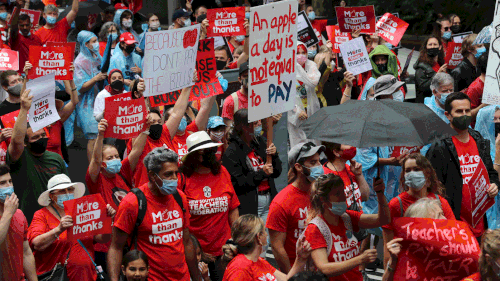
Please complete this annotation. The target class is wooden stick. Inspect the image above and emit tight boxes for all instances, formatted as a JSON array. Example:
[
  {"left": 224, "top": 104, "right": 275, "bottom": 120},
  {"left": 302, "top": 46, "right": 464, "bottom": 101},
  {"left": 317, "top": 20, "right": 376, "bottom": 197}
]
[{"left": 266, "top": 116, "right": 274, "bottom": 164}]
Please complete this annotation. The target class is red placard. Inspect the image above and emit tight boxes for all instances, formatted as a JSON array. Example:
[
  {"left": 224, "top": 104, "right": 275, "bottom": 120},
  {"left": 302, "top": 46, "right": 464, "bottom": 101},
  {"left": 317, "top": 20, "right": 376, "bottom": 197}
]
[
  {"left": 28, "top": 46, "right": 74, "bottom": 80},
  {"left": 464, "top": 161, "right": 495, "bottom": 227},
  {"left": 0, "top": 49, "right": 19, "bottom": 71},
  {"left": 326, "top": 25, "right": 352, "bottom": 53},
  {"left": 207, "top": 7, "right": 246, "bottom": 37},
  {"left": 149, "top": 38, "right": 223, "bottom": 107},
  {"left": 129, "top": 0, "right": 143, "bottom": 14},
  {"left": 392, "top": 217, "right": 480, "bottom": 281},
  {"left": 0, "top": 109, "right": 20, "bottom": 128},
  {"left": 390, "top": 146, "right": 422, "bottom": 158},
  {"left": 104, "top": 93, "right": 147, "bottom": 140},
  {"left": 64, "top": 194, "right": 112, "bottom": 241},
  {"left": 9, "top": 8, "right": 41, "bottom": 34},
  {"left": 335, "top": 6, "right": 376, "bottom": 34},
  {"left": 375, "top": 13, "right": 409, "bottom": 47},
  {"left": 46, "top": 42, "right": 76, "bottom": 56},
  {"left": 445, "top": 42, "right": 464, "bottom": 70}
]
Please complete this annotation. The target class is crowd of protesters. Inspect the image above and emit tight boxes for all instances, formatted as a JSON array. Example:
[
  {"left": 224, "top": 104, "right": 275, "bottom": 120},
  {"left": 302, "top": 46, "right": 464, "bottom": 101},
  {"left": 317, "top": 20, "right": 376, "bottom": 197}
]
[{"left": 0, "top": 0, "right": 500, "bottom": 281}]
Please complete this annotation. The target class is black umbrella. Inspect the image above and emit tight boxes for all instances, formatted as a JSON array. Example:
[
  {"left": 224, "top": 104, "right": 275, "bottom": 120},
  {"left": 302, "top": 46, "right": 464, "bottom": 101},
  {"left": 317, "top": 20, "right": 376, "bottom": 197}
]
[{"left": 58, "top": 1, "right": 110, "bottom": 20}]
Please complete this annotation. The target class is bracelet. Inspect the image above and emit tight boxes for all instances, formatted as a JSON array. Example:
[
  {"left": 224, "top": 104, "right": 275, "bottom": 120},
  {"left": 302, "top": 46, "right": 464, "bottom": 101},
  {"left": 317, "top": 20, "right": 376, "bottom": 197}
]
[
  {"left": 343, "top": 92, "right": 351, "bottom": 98},
  {"left": 387, "top": 264, "right": 394, "bottom": 272},
  {"left": 495, "top": 163, "right": 500, "bottom": 166},
  {"left": 72, "top": 88, "right": 77, "bottom": 91}
]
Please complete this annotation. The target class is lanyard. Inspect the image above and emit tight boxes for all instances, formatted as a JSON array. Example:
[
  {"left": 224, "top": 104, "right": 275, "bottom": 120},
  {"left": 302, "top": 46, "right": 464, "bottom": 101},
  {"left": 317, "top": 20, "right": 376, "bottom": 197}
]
[{"left": 50, "top": 205, "right": 62, "bottom": 219}]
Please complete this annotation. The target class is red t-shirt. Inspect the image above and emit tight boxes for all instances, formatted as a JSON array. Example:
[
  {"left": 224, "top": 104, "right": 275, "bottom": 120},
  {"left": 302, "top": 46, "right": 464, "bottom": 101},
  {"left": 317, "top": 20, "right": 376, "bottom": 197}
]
[
  {"left": 9, "top": 32, "right": 43, "bottom": 75},
  {"left": 173, "top": 121, "right": 198, "bottom": 165},
  {"left": 304, "top": 211, "right": 362, "bottom": 281},
  {"left": 452, "top": 135, "right": 485, "bottom": 237},
  {"left": 222, "top": 254, "right": 277, "bottom": 281},
  {"left": 466, "top": 77, "right": 484, "bottom": 109},
  {"left": 0, "top": 209, "right": 28, "bottom": 281},
  {"left": 28, "top": 208, "right": 96, "bottom": 281},
  {"left": 462, "top": 273, "right": 482, "bottom": 281},
  {"left": 266, "top": 184, "right": 310, "bottom": 266},
  {"left": 35, "top": 17, "right": 70, "bottom": 44},
  {"left": 47, "top": 121, "right": 63, "bottom": 158},
  {"left": 183, "top": 166, "right": 239, "bottom": 256},
  {"left": 382, "top": 191, "right": 455, "bottom": 230},
  {"left": 216, "top": 145, "right": 224, "bottom": 162},
  {"left": 323, "top": 163, "right": 362, "bottom": 210},
  {"left": 221, "top": 90, "right": 248, "bottom": 121},
  {"left": 247, "top": 150, "right": 270, "bottom": 192},
  {"left": 114, "top": 183, "right": 191, "bottom": 281}
]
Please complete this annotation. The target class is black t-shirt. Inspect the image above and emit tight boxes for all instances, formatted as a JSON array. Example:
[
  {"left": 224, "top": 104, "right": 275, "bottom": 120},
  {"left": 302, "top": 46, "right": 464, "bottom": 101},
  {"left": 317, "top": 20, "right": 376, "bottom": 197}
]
[{"left": 0, "top": 100, "right": 20, "bottom": 128}]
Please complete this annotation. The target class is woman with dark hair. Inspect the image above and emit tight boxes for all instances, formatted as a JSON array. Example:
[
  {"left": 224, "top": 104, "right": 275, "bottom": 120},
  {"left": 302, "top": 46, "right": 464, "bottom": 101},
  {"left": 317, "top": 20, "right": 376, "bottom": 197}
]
[
  {"left": 181, "top": 131, "right": 240, "bottom": 281},
  {"left": 138, "top": 13, "right": 161, "bottom": 53},
  {"left": 414, "top": 36, "right": 448, "bottom": 103},
  {"left": 121, "top": 250, "right": 149, "bottom": 281},
  {"left": 433, "top": 18, "right": 453, "bottom": 46}
]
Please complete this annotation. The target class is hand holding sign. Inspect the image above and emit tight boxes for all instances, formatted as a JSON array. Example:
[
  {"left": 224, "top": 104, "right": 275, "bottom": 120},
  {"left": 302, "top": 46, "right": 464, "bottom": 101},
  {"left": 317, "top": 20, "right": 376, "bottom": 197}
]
[
  {"left": 488, "top": 183, "right": 499, "bottom": 198},
  {"left": 106, "top": 204, "right": 116, "bottom": 218},
  {"left": 97, "top": 119, "right": 108, "bottom": 136},
  {"left": 20, "top": 89, "right": 32, "bottom": 111},
  {"left": 56, "top": 215, "right": 74, "bottom": 233},
  {"left": 387, "top": 238, "right": 403, "bottom": 259}
]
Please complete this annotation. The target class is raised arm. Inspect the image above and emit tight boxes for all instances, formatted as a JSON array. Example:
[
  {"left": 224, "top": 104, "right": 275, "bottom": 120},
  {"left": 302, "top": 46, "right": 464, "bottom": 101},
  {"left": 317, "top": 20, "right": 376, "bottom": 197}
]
[
  {"left": 8, "top": 89, "right": 31, "bottom": 162},
  {"left": 128, "top": 116, "right": 152, "bottom": 172},
  {"left": 359, "top": 178, "right": 391, "bottom": 228},
  {"left": 88, "top": 119, "right": 107, "bottom": 183},
  {"left": 340, "top": 71, "right": 354, "bottom": 104},
  {"left": 195, "top": 96, "right": 216, "bottom": 131},
  {"left": 59, "top": 64, "right": 79, "bottom": 123},
  {"left": 237, "top": 19, "right": 250, "bottom": 68},
  {"left": 165, "top": 71, "right": 197, "bottom": 139},
  {"left": 66, "top": 0, "right": 79, "bottom": 25}
]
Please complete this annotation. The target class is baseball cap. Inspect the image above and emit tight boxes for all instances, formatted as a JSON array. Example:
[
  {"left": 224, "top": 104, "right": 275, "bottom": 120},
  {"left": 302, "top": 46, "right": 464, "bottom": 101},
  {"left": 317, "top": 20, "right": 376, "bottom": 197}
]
[
  {"left": 288, "top": 142, "right": 325, "bottom": 167},
  {"left": 239, "top": 62, "right": 249, "bottom": 76},
  {"left": 172, "top": 8, "right": 192, "bottom": 21},
  {"left": 207, "top": 116, "right": 226, "bottom": 129},
  {"left": 373, "top": 75, "right": 405, "bottom": 98},
  {"left": 120, "top": 32, "right": 137, "bottom": 45},
  {"left": 114, "top": 3, "right": 128, "bottom": 10}
]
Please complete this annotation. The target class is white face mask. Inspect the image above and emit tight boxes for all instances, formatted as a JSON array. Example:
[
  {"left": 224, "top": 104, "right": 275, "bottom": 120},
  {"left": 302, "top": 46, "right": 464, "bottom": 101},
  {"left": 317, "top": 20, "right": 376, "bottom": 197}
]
[
  {"left": 122, "top": 19, "right": 132, "bottom": 28},
  {"left": 150, "top": 21, "right": 160, "bottom": 29}
]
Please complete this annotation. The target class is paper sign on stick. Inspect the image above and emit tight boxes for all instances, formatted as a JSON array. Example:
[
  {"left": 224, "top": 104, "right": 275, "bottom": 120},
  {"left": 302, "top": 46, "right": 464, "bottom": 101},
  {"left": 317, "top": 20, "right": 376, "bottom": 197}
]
[
  {"left": 26, "top": 73, "right": 60, "bottom": 132},
  {"left": 445, "top": 42, "right": 464, "bottom": 70},
  {"left": 297, "top": 11, "right": 320, "bottom": 47},
  {"left": 248, "top": 0, "right": 297, "bottom": 123},
  {"left": 143, "top": 25, "right": 201, "bottom": 97},
  {"left": 335, "top": 6, "right": 376, "bottom": 34},
  {"left": 326, "top": 25, "right": 352, "bottom": 53},
  {"left": 9, "top": 8, "right": 41, "bottom": 34},
  {"left": 149, "top": 39, "right": 223, "bottom": 107},
  {"left": 207, "top": 7, "right": 246, "bottom": 37},
  {"left": 339, "top": 37, "right": 372, "bottom": 76},
  {"left": 64, "top": 194, "right": 112, "bottom": 241},
  {"left": 0, "top": 49, "right": 19, "bottom": 71},
  {"left": 375, "top": 13, "right": 409, "bottom": 46},
  {"left": 104, "top": 93, "right": 147, "bottom": 139},
  {"left": 466, "top": 161, "right": 495, "bottom": 227},
  {"left": 28, "top": 46, "right": 73, "bottom": 80},
  {"left": 481, "top": 0, "right": 500, "bottom": 105}
]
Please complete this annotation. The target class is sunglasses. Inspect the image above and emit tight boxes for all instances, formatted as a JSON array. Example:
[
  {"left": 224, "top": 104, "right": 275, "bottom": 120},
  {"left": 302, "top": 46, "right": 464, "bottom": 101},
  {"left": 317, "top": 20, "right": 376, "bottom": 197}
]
[{"left": 443, "top": 27, "right": 450, "bottom": 31}]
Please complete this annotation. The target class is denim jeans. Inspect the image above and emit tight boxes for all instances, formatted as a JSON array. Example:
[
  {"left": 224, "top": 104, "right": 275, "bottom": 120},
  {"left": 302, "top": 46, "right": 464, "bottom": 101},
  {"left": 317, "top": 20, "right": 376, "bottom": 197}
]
[{"left": 258, "top": 193, "right": 271, "bottom": 258}]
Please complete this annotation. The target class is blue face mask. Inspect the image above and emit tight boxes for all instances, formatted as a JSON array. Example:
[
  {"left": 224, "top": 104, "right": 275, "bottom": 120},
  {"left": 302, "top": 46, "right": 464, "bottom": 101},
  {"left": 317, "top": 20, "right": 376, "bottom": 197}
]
[
  {"left": 155, "top": 174, "right": 178, "bottom": 195},
  {"left": 308, "top": 11, "right": 316, "bottom": 21},
  {"left": 307, "top": 49, "right": 317, "bottom": 59},
  {"left": 303, "top": 165, "right": 324, "bottom": 182},
  {"left": 56, "top": 193, "right": 74, "bottom": 209},
  {"left": 245, "top": 12, "right": 250, "bottom": 19},
  {"left": 0, "top": 186, "right": 14, "bottom": 203},
  {"left": 254, "top": 125, "right": 262, "bottom": 136},
  {"left": 235, "top": 35, "right": 246, "bottom": 42},
  {"left": 178, "top": 117, "right": 187, "bottom": 133},
  {"left": 46, "top": 15, "right": 57, "bottom": 25},
  {"left": 110, "top": 33, "right": 118, "bottom": 42},
  {"left": 183, "top": 19, "right": 191, "bottom": 27},
  {"left": 328, "top": 201, "right": 347, "bottom": 216},
  {"left": 442, "top": 31, "right": 452, "bottom": 40},
  {"left": 0, "top": 12, "right": 8, "bottom": 21},
  {"left": 384, "top": 43, "right": 393, "bottom": 50},
  {"left": 438, "top": 92, "right": 450, "bottom": 105},
  {"left": 19, "top": 30, "right": 31, "bottom": 37},
  {"left": 475, "top": 47, "right": 487, "bottom": 59},
  {"left": 104, "top": 159, "right": 122, "bottom": 174},
  {"left": 92, "top": 42, "right": 99, "bottom": 53}
]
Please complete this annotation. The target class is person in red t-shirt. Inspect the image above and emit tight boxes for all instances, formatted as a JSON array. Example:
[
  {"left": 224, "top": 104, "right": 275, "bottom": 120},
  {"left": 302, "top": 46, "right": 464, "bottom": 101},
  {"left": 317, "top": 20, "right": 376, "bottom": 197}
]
[
  {"left": 35, "top": 0, "right": 79, "bottom": 44},
  {"left": 460, "top": 229, "right": 500, "bottom": 281},
  {"left": 222, "top": 214, "right": 312, "bottom": 280},
  {"left": 222, "top": 62, "right": 249, "bottom": 127},
  {"left": 382, "top": 153, "right": 455, "bottom": 267},
  {"left": 466, "top": 52, "right": 488, "bottom": 120},
  {"left": 266, "top": 142, "right": 325, "bottom": 273},
  {"left": 181, "top": 131, "right": 239, "bottom": 280},
  {"left": 303, "top": 173, "right": 390, "bottom": 281},
  {"left": 108, "top": 147, "right": 202, "bottom": 281},
  {"left": 0, "top": 165, "right": 37, "bottom": 281},
  {"left": 9, "top": 12, "right": 43, "bottom": 75}
]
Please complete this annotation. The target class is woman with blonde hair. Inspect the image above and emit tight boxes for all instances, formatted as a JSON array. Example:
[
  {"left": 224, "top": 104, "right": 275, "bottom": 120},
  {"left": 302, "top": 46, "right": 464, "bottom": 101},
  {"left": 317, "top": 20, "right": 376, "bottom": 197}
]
[{"left": 462, "top": 229, "right": 500, "bottom": 281}]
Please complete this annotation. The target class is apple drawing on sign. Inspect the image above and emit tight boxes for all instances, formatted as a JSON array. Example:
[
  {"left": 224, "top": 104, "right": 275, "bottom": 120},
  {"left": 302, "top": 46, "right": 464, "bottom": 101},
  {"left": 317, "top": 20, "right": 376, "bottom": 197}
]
[{"left": 183, "top": 29, "right": 198, "bottom": 48}]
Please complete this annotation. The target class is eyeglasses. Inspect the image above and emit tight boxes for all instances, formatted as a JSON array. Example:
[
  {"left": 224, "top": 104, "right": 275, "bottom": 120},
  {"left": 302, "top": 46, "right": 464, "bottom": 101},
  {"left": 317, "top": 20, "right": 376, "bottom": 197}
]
[{"left": 443, "top": 27, "right": 450, "bottom": 31}]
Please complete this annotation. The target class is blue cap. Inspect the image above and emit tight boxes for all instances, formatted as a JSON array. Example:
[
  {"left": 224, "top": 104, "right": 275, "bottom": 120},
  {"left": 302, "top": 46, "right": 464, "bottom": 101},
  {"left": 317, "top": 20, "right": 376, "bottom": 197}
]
[
  {"left": 172, "top": 8, "right": 192, "bottom": 21},
  {"left": 207, "top": 116, "right": 226, "bottom": 129}
]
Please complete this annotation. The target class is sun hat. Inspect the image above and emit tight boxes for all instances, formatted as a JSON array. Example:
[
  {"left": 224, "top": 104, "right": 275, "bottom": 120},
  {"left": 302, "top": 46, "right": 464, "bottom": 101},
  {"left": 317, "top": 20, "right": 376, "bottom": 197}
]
[
  {"left": 38, "top": 174, "right": 86, "bottom": 207},
  {"left": 183, "top": 131, "right": 222, "bottom": 160}
]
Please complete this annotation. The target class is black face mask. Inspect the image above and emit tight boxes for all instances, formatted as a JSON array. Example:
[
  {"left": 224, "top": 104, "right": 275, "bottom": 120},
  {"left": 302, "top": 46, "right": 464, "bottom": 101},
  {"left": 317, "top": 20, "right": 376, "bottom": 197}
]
[
  {"left": 495, "top": 123, "right": 500, "bottom": 137},
  {"left": 201, "top": 149, "right": 217, "bottom": 167},
  {"left": 216, "top": 60, "right": 227, "bottom": 70},
  {"left": 124, "top": 44, "right": 135, "bottom": 54},
  {"left": 376, "top": 63, "right": 388, "bottom": 73},
  {"left": 149, "top": 124, "right": 163, "bottom": 140},
  {"left": 427, "top": 47, "right": 440, "bottom": 58},
  {"left": 29, "top": 138, "right": 48, "bottom": 154},
  {"left": 451, "top": 25, "right": 461, "bottom": 33},
  {"left": 111, "top": 80, "right": 124, "bottom": 91},
  {"left": 451, "top": 115, "right": 472, "bottom": 130}
]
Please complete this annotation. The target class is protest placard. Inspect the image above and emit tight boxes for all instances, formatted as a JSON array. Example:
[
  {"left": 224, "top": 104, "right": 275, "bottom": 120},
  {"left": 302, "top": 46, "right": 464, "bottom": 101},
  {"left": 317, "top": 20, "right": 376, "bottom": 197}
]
[
  {"left": 9, "top": 8, "right": 41, "bottom": 34},
  {"left": 46, "top": 42, "right": 77, "bottom": 56},
  {"left": 104, "top": 92, "right": 147, "bottom": 139},
  {"left": 445, "top": 42, "right": 464, "bottom": 70},
  {"left": 213, "top": 36, "right": 233, "bottom": 60},
  {"left": 392, "top": 218, "right": 480, "bottom": 281},
  {"left": 149, "top": 38, "right": 223, "bottom": 107},
  {"left": 129, "top": 0, "right": 143, "bottom": 14},
  {"left": 0, "top": 109, "right": 20, "bottom": 129},
  {"left": 453, "top": 31, "right": 474, "bottom": 43},
  {"left": 390, "top": 146, "right": 422, "bottom": 158},
  {"left": 28, "top": 46, "right": 74, "bottom": 80},
  {"left": 143, "top": 25, "right": 201, "bottom": 97},
  {"left": 248, "top": 0, "right": 297, "bottom": 123},
  {"left": 375, "top": 13, "right": 409, "bottom": 47},
  {"left": 64, "top": 194, "right": 112, "bottom": 241},
  {"left": 339, "top": 37, "right": 372, "bottom": 76},
  {"left": 297, "top": 11, "right": 319, "bottom": 47},
  {"left": 26, "top": 73, "right": 60, "bottom": 132},
  {"left": 467, "top": 161, "right": 495, "bottom": 227},
  {"left": 335, "top": 6, "right": 376, "bottom": 34},
  {"left": 207, "top": 7, "right": 246, "bottom": 37},
  {"left": 326, "top": 25, "right": 352, "bottom": 53},
  {"left": 481, "top": 0, "right": 500, "bottom": 104},
  {"left": 0, "top": 49, "right": 19, "bottom": 71}
]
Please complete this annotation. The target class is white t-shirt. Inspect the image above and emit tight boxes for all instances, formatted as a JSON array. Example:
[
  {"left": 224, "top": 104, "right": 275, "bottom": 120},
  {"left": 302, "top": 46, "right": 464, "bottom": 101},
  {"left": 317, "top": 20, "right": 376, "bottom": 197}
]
[{"left": 93, "top": 88, "right": 126, "bottom": 119}]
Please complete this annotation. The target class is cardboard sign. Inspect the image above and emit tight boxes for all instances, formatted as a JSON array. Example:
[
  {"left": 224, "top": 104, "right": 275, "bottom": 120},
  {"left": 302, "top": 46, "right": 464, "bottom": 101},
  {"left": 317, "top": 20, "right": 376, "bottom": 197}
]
[
  {"left": 46, "top": 42, "right": 76, "bottom": 56},
  {"left": 207, "top": 7, "right": 246, "bottom": 37},
  {"left": 326, "top": 25, "right": 352, "bottom": 53},
  {"left": 28, "top": 46, "right": 74, "bottom": 80},
  {"left": 482, "top": 0, "right": 500, "bottom": 104},
  {"left": 445, "top": 42, "right": 464, "bottom": 70},
  {"left": 390, "top": 146, "right": 422, "bottom": 158},
  {"left": 104, "top": 93, "right": 147, "bottom": 139},
  {"left": 9, "top": 8, "right": 41, "bottom": 34},
  {"left": 453, "top": 31, "right": 474, "bottom": 43},
  {"left": 335, "top": 6, "right": 376, "bottom": 34},
  {"left": 149, "top": 38, "right": 223, "bottom": 107},
  {"left": 339, "top": 37, "right": 372, "bottom": 76},
  {"left": 392, "top": 218, "right": 480, "bottom": 281},
  {"left": 466, "top": 161, "right": 495, "bottom": 227},
  {"left": 248, "top": 0, "right": 298, "bottom": 123},
  {"left": 0, "top": 49, "right": 19, "bottom": 71},
  {"left": 143, "top": 25, "right": 201, "bottom": 97},
  {"left": 297, "top": 11, "right": 320, "bottom": 47},
  {"left": 375, "top": 13, "right": 409, "bottom": 47},
  {"left": 64, "top": 194, "right": 112, "bottom": 241},
  {"left": 27, "top": 73, "right": 60, "bottom": 132}
]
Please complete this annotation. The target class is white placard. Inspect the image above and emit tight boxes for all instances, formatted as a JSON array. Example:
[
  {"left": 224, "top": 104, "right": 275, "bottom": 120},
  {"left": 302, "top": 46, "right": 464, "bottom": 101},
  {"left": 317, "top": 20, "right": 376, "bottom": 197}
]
[
  {"left": 142, "top": 25, "right": 201, "bottom": 97},
  {"left": 26, "top": 73, "right": 59, "bottom": 132},
  {"left": 339, "top": 37, "right": 372, "bottom": 76},
  {"left": 248, "top": 0, "right": 298, "bottom": 123},
  {"left": 482, "top": 0, "right": 500, "bottom": 105}
]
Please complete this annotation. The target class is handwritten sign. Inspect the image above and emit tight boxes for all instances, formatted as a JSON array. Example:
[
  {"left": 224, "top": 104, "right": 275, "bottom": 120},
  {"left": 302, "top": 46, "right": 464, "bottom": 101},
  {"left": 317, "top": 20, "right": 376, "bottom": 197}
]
[
  {"left": 445, "top": 42, "right": 464, "bottom": 70},
  {"left": 326, "top": 25, "right": 352, "bottom": 53},
  {"left": 28, "top": 46, "right": 73, "bottom": 80},
  {"left": 375, "top": 13, "right": 409, "bottom": 47},
  {"left": 466, "top": 161, "right": 495, "bottom": 227},
  {"left": 143, "top": 25, "right": 201, "bottom": 97},
  {"left": 0, "top": 49, "right": 19, "bottom": 71},
  {"left": 27, "top": 73, "right": 60, "bottom": 132},
  {"left": 64, "top": 194, "right": 112, "bottom": 241},
  {"left": 335, "top": 6, "right": 376, "bottom": 34},
  {"left": 481, "top": 0, "right": 500, "bottom": 105},
  {"left": 9, "top": 8, "right": 41, "bottom": 34},
  {"left": 207, "top": 7, "right": 246, "bottom": 37},
  {"left": 149, "top": 39, "right": 223, "bottom": 107},
  {"left": 104, "top": 93, "right": 147, "bottom": 139},
  {"left": 339, "top": 37, "right": 372, "bottom": 76},
  {"left": 248, "top": 0, "right": 297, "bottom": 123},
  {"left": 297, "top": 11, "right": 319, "bottom": 47},
  {"left": 392, "top": 218, "right": 480, "bottom": 281}
]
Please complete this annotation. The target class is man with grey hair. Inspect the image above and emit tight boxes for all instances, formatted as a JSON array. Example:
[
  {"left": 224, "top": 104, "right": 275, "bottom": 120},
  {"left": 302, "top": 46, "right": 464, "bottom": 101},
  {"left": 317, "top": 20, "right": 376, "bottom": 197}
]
[
  {"left": 108, "top": 147, "right": 203, "bottom": 281},
  {"left": 424, "top": 72, "right": 454, "bottom": 124},
  {"left": 35, "top": 0, "right": 79, "bottom": 44}
]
